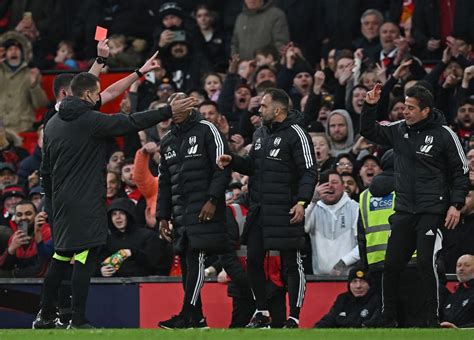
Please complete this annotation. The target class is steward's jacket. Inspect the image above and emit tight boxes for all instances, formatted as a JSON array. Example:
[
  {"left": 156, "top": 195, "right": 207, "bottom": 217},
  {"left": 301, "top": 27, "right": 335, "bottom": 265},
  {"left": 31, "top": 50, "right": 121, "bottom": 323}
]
[
  {"left": 157, "top": 111, "right": 231, "bottom": 253},
  {"left": 360, "top": 103, "right": 469, "bottom": 214},
  {"left": 231, "top": 111, "right": 317, "bottom": 250}
]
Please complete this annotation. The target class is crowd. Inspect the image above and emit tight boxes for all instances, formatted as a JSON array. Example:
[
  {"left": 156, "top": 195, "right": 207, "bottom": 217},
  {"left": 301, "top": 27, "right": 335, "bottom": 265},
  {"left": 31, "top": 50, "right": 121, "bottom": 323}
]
[{"left": 0, "top": 0, "right": 473, "bottom": 329}]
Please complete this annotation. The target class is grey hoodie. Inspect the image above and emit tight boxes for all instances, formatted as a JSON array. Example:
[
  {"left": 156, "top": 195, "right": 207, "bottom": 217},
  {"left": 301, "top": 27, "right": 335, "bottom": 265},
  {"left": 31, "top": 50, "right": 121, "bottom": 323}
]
[{"left": 326, "top": 109, "right": 355, "bottom": 157}]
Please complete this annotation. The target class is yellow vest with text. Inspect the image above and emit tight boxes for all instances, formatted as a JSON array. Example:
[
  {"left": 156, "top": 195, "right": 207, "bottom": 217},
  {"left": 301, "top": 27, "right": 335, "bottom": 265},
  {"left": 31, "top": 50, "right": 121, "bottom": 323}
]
[{"left": 359, "top": 189, "right": 416, "bottom": 266}]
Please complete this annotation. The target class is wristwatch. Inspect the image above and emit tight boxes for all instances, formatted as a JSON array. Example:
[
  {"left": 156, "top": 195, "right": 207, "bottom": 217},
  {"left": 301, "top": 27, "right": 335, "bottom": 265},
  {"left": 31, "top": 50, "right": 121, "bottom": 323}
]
[
  {"left": 208, "top": 196, "right": 218, "bottom": 205},
  {"left": 96, "top": 56, "right": 107, "bottom": 66}
]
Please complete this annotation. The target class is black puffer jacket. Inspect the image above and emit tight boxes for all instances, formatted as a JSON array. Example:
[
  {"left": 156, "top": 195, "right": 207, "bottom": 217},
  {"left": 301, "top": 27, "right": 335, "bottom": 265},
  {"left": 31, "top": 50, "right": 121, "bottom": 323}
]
[
  {"left": 41, "top": 96, "right": 172, "bottom": 251},
  {"left": 157, "top": 111, "right": 231, "bottom": 253},
  {"left": 231, "top": 110, "right": 317, "bottom": 250},
  {"left": 100, "top": 198, "right": 171, "bottom": 276},
  {"left": 361, "top": 103, "right": 469, "bottom": 214}
]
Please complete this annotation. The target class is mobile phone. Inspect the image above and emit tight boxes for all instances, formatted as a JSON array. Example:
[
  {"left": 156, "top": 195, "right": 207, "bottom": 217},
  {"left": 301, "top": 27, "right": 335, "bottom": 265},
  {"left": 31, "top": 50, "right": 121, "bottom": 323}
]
[
  {"left": 17, "top": 221, "right": 28, "bottom": 234},
  {"left": 319, "top": 172, "right": 329, "bottom": 184},
  {"left": 172, "top": 31, "right": 186, "bottom": 42}
]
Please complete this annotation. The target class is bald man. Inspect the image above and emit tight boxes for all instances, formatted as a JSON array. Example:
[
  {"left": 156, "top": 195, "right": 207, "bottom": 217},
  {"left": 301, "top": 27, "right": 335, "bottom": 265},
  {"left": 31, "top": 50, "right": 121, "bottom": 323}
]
[{"left": 441, "top": 254, "right": 474, "bottom": 328}]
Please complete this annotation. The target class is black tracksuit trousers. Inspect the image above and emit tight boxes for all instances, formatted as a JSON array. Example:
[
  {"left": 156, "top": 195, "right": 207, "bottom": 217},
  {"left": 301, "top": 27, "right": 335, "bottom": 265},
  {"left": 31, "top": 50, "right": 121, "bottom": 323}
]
[{"left": 382, "top": 212, "right": 443, "bottom": 325}]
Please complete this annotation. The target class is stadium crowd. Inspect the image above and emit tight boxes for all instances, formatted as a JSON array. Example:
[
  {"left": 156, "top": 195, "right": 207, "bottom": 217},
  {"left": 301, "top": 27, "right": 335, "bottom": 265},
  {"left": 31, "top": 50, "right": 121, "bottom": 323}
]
[{"left": 0, "top": 0, "right": 473, "bottom": 329}]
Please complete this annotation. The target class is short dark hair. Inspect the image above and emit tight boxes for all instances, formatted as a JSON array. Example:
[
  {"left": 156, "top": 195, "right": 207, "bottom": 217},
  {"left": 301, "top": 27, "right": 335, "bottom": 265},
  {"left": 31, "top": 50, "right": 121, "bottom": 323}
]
[
  {"left": 15, "top": 200, "right": 37, "bottom": 214},
  {"left": 263, "top": 88, "right": 290, "bottom": 111},
  {"left": 121, "top": 158, "right": 135, "bottom": 170},
  {"left": 254, "top": 44, "right": 279, "bottom": 61},
  {"left": 405, "top": 85, "right": 434, "bottom": 110},
  {"left": 71, "top": 72, "right": 99, "bottom": 97},
  {"left": 459, "top": 97, "right": 474, "bottom": 108},
  {"left": 198, "top": 100, "right": 219, "bottom": 112},
  {"left": 53, "top": 73, "right": 74, "bottom": 99}
]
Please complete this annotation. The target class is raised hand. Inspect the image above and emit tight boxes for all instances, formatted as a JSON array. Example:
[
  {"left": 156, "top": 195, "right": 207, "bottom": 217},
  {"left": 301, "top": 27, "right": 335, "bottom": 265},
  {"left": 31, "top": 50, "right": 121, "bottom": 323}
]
[
  {"left": 365, "top": 83, "right": 382, "bottom": 105},
  {"left": 139, "top": 51, "right": 160, "bottom": 74},
  {"left": 97, "top": 39, "right": 110, "bottom": 58}
]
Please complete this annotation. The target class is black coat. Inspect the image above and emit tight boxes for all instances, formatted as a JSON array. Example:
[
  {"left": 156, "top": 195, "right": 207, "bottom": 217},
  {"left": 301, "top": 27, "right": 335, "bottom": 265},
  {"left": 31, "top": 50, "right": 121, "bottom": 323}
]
[
  {"left": 157, "top": 111, "right": 231, "bottom": 254},
  {"left": 360, "top": 102, "right": 469, "bottom": 214},
  {"left": 98, "top": 198, "right": 171, "bottom": 276},
  {"left": 315, "top": 289, "right": 381, "bottom": 328},
  {"left": 442, "top": 279, "right": 474, "bottom": 328},
  {"left": 41, "top": 96, "right": 172, "bottom": 251},
  {"left": 231, "top": 111, "right": 317, "bottom": 250}
]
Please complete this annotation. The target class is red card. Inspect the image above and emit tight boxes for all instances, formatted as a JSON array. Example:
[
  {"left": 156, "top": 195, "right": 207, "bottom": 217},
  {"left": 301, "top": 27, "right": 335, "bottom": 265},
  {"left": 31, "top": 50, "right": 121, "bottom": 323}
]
[{"left": 94, "top": 26, "right": 108, "bottom": 41}]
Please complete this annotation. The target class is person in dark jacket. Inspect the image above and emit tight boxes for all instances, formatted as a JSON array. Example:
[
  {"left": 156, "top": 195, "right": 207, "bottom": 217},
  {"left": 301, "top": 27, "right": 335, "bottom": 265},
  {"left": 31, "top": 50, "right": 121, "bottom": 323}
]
[
  {"left": 440, "top": 254, "right": 474, "bottom": 328},
  {"left": 360, "top": 83, "right": 470, "bottom": 327},
  {"left": 218, "top": 88, "right": 317, "bottom": 328},
  {"left": 315, "top": 267, "right": 381, "bottom": 328},
  {"left": 98, "top": 198, "right": 171, "bottom": 277},
  {"left": 34, "top": 72, "right": 197, "bottom": 329},
  {"left": 157, "top": 92, "right": 231, "bottom": 329}
]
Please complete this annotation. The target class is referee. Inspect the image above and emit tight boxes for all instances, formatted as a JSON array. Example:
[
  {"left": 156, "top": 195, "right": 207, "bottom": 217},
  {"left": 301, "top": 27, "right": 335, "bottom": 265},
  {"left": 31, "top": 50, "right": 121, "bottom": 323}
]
[{"left": 360, "top": 83, "right": 469, "bottom": 327}]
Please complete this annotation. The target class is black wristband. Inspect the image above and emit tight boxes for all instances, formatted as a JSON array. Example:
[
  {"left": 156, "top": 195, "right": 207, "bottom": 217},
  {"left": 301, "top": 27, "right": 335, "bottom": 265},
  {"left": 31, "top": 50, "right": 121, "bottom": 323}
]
[
  {"left": 96, "top": 56, "right": 107, "bottom": 65},
  {"left": 134, "top": 69, "right": 144, "bottom": 78}
]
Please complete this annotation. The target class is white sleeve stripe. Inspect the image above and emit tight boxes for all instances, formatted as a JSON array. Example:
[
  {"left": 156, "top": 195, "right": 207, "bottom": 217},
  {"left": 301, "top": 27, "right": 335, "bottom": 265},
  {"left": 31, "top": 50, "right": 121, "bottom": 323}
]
[
  {"left": 387, "top": 119, "right": 404, "bottom": 126},
  {"left": 294, "top": 125, "right": 314, "bottom": 168},
  {"left": 291, "top": 125, "right": 313, "bottom": 169},
  {"left": 442, "top": 126, "right": 469, "bottom": 174},
  {"left": 200, "top": 120, "right": 224, "bottom": 161}
]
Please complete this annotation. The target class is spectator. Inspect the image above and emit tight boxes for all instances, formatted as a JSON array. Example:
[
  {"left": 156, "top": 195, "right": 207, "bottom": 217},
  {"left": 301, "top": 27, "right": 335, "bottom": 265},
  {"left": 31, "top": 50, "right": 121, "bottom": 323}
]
[
  {"left": 194, "top": 4, "right": 227, "bottom": 72},
  {"left": 254, "top": 45, "right": 279, "bottom": 68},
  {"left": 106, "top": 170, "right": 125, "bottom": 206},
  {"left": 314, "top": 267, "right": 380, "bottom": 328},
  {"left": 440, "top": 254, "right": 474, "bottom": 328},
  {"left": 153, "top": 2, "right": 194, "bottom": 52},
  {"left": 312, "top": 133, "right": 334, "bottom": 175},
  {"left": 0, "top": 185, "right": 26, "bottom": 227},
  {"left": 52, "top": 40, "right": 83, "bottom": 70},
  {"left": 353, "top": 9, "right": 383, "bottom": 64},
  {"left": 453, "top": 98, "right": 474, "bottom": 153},
  {"left": 0, "top": 162, "right": 19, "bottom": 190},
  {"left": 133, "top": 142, "right": 159, "bottom": 229},
  {"left": 377, "top": 22, "right": 401, "bottom": 75},
  {"left": 120, "top": 159, "right": 142, "bottom": 204},
  {"left": 326, "top": 110, "right": 355, "bottom": 156},
  {"left": 140, "top": 102, "right": 172, "bottom": 145},
  {"left": 0, "top": 31, "right": 48, "bottom": 132},
  {"left": 305, "top": 171, "right": 360, "bottom": 276},
  {"left": 231, "top": 0, "right": 289, "bottom": 60},
  {"left": 334, "top": 153, "right": 356, "bottom": 176},
  {"left": 18, "top": 125, "right": 43, "bottom": 189},
  {"left": 106, "top": 34, "right": 142, "bottom": 69},
  {"left": 107, "top": 150, "right": 125, "bottom": 173},
  {"left": 202, "top": 72, "right": 222, "bottom": 102},
  {"left": 28, "top": 185, "right": 43, "bottom": 211},
  {"left": 341, "top": 172, "right": 360, "bottom": 202},
  {"left": 357, "top": 154, "right": 382, "bottom": 189},
  {"left": 98, "top": 198, "right": 171, "bottom": 277},
  {"left": 0, "top": 200, "right": 51, "bottom": 278}
]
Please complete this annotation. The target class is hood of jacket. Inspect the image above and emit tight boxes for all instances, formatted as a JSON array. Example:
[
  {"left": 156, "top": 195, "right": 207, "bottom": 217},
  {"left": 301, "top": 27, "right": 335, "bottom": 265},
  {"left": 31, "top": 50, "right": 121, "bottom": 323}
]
[
  {"left": 58, "top": 96, "right": 94, "bottom": 122},
  {"left": 326, "top": 109, "right": 355, "bottom": 155},
  {"left": 0, "top": 30, "right": 33, "bottom": 63},
  {"left": 107, "top": 198, "right": 136, "bottom": 233},
  {"left": 243, "top": 0, "right": 273, "bottom": 15}
]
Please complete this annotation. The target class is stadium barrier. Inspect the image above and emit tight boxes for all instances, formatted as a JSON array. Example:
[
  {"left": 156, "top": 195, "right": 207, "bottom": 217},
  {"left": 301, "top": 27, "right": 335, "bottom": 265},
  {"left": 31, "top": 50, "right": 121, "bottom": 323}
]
[{"left": 0, "top": 275, "right": 458, "bottom": 329}]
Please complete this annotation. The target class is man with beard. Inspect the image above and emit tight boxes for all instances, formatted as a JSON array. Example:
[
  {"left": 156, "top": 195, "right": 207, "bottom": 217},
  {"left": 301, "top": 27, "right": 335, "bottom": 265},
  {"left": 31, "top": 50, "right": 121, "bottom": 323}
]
[
  {"left": 453, "top": 98, "right": 474, "bottom": 152},
  {"left": 218, "top": 88, "right": 317, "bottom": 328},
  {"left": 34, "top": 72, "right": 197, "bottom": 329},
  {"left": 361, "top": 83, "right": 469, "bottom": 327},
  {"left": 326, "top": 110, "right": 355, "bottom": 156}
]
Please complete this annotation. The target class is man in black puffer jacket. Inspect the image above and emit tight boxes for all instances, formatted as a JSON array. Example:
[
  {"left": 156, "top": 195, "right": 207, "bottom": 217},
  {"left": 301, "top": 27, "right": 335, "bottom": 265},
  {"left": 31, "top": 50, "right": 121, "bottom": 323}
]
[
  {"left": 98, "top": 198, "right": 172, "bottom": 277},
  {"left": 157, "top": 93, "right": 231, "bottom": 329},
  {"left": 360, "top": 84, "right": 469, "bottom": 327},
  {"left": 218, "top": 88, "right": 317, "bottom": 328}
]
